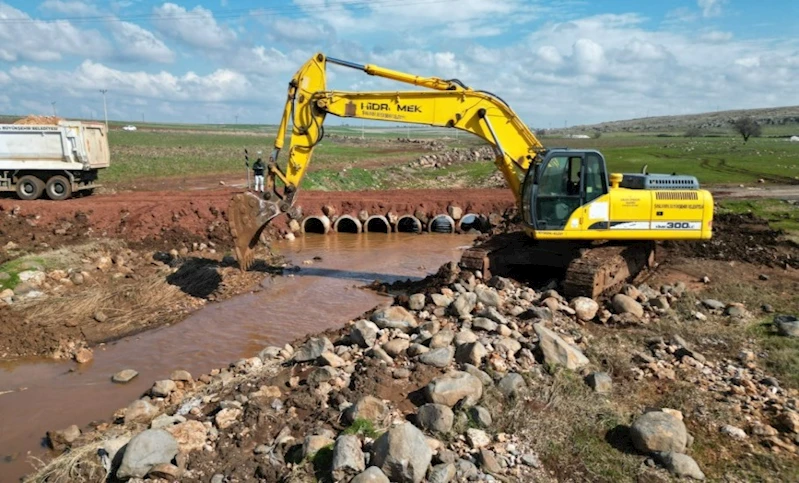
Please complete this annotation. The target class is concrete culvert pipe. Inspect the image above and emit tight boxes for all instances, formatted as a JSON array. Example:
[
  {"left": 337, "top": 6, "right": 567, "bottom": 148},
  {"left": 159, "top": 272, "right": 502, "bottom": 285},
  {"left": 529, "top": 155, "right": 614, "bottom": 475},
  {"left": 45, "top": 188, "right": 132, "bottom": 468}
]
[
  {"left": 428, "top": 214, "right": 455, "bottom": 233},
  {"left": 301, "top": 215, "right": 331, "bottom": 234},
  {"left": 365, "top": 215, "right": 391, "bottom": 233},
  {"left": 396, "top": 215, "right": 423, "bottom": 233},
  {"left": 333, "top": 215, "right": 362, "bottom": 233},
  {"left": 458, "top": 213, "right": 489, "bottom": 233}
]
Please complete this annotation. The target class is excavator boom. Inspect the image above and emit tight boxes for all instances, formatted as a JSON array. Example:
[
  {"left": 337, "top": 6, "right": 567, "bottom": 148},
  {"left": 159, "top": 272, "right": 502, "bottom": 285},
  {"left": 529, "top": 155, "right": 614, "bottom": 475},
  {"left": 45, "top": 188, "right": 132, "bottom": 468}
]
[{"left": 230, "top": 52, "right": 546, "bottom": 269}]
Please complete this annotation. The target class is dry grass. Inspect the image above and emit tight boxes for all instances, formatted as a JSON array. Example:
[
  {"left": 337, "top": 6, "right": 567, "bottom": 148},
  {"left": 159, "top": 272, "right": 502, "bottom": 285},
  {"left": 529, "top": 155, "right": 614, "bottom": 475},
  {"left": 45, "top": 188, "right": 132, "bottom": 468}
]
[{"left": 23, "top": 431, "right": 132, "bottom": 483}]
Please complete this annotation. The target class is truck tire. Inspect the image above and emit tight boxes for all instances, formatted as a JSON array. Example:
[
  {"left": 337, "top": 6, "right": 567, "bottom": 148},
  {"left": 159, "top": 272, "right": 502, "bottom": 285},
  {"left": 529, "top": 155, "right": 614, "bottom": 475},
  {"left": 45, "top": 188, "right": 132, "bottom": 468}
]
[
  {"left": 45, "top": 175, "right": 72, "bottom": 201},
  {"left": 16, "top": 175, "right": 44, "bottom": 200}
]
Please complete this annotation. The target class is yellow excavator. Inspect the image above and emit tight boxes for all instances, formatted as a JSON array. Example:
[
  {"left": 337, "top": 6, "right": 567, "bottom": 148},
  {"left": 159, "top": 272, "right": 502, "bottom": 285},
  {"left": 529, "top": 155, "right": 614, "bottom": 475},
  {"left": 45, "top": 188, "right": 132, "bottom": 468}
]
[{"left": 229, "top": 53, "right": 713, "bottom": 298}]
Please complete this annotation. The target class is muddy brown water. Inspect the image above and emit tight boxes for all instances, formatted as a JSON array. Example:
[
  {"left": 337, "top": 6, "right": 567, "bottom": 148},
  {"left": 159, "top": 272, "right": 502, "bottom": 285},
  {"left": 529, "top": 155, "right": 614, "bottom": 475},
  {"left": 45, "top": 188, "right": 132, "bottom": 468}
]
[{"left": 0, "top": 232, "right": 475, "bottom": 481}]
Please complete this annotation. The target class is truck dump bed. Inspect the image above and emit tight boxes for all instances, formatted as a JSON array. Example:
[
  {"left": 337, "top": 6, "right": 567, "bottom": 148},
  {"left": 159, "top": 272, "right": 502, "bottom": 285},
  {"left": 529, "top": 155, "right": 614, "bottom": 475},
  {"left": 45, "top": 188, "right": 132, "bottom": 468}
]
[{"left": 0, "top": 120, "right": 109, "bottom": 170}]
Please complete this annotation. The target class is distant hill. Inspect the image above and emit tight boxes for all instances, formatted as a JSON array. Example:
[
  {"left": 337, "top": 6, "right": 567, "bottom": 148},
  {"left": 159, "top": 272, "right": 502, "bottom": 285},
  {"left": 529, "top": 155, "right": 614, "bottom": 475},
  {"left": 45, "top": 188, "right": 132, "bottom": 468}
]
[{"left": 552, "top": 106, "right": 799, "bottom": 135}]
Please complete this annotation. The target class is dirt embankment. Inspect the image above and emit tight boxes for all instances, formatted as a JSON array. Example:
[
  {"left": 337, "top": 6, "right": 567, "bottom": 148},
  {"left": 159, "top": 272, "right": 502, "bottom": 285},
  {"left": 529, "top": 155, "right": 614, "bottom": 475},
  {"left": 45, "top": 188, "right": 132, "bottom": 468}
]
[{"left": 27, "top": 220, "right": 799, "bottom": 483}]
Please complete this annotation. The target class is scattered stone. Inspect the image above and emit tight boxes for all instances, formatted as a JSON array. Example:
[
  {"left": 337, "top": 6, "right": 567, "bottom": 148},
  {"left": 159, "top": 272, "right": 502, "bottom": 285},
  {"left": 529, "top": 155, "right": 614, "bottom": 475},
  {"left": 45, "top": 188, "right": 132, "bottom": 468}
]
[
  {"left": 534, "top": 323, "right": 589, "bottom": 370},
  {"left": 371, "top": 422, "right": 432, "bottom": 483},
  {"left": 303, "top": 434, "right": 335, "bottom": 458},
  {"left": 148, "top": 463, "right": 181, "bottom": 480},
  {"left": 426, "top": 371, "right": 483, "bottom": 407},
  {"left": 571, "top": 297, "right": 599, "bottom": 321},
  {"left": 494, "top": 337, "right": 521, "bottom": 358},
  {"left": 431, "top": 293, "right": 453, "bottom": 308},
  {"left": 351, "top": 320, "right": 379, "bottom": 348},
  {"left": 469, "top": 406, "right": 492, "bottom": 428},
  {"left": 465, "top": 428, "right": 491, "bottom": 449},
  {"left": 656, "top": 452, "right": 705, "bottom": 480},
  {"left": 451, "top": 292, "right": 477, "bottom": 317},
  {"left": 419, "top": 347, "right": 454, "bottom": 368},
  {"left": 166, "top": 420, "right": 206, "bottom": 453},
  {"left": 332, "top": 434, "right": 366, "bottom": 481},
  {"left": 471, "top": 317, "right": 498, "bottom": 332},
  {"left": 383, "top": 338, "right": 410, "bottom": 357},
  {"left": 348, "top": 396, "right": 389, "bottom": 425},
  {"left": 169, "top": 369, "right": 192, "bottom": 382},
  {"left": 455, "top": 342, "right": 486, "bottom": 366},
  {"left": 774, "top": 315, "right": 799, "bottom": 337},
  {"left": 497, "top": 373, "right": 526, "bottom": 399},
  {"left": 125, "top": 399, "right": 158, "bottom": 424},
  {"left": 479, "top": 449, "right": 502, "bottom": 474},
  {"left": 428, "top": 463, "right": 456, "bottom": 483},
  {"left": 74, "top": 348, "right": 93, "bottom": 364},
  {"left": 762, "top": 304, "right": 775, "bottom": 314},
  {"left": 215, "top": 407, "right": 242, "bottom": 430},
  {"left": 585, "top": 372, "right": 612, "bottom": 394},
  {"left": 351, "top": 466, "right": 391, "bottom": 483},
  {"left": 702, "top": 299, "right": 725, "bottom": 310},
  {"left": 70, "top": 272, "right": 85, "bottom": 285},
  {"left": 463, "top": 364, "right": 492, "bottom": 386},
  {"left": 151, "top": 380, "right": 177, "bottom": 398},
  {"left": 612, "top": 294, "right": 644, "bottom": 317},
  {"left": 409, "top": 293, "right": 426, "bottom": 311},
  {"left": 371, "top": 306, "right": 418, "bottom": 332},
  {"left": 475, "top": 285, "right": 501, "bottom": 307},
  {"left": 630, "top": 411, "right": 688, "bottom": 454},
  {"left": 416, "top": 404, "right": 455, "bottom": 433},
  {"left": 319, "top": 351, "right": 346, "bottom": 368},
  {"left": 116, "top": 429, "right": 178, "bottom": 480},
  {"left": 294, "top": 337, "right": 334, "bottom": 362},
  {"left": 150, "top": 414, "right": 186, "bottom": 430},
  {"left": 521, "top": 453, "right": 541, "bottom": 468},
  {"left": 720, "top": 425, "right": 747, "bottom": 440},
  {"left": 112, "top": 369, "right": 138, "bottom": 383},
  {"left": 47, "top": 425, "right": 80, "bottom": 452},
  {"left": 430, "top": 329, "right": 455, "bottom": 349}
]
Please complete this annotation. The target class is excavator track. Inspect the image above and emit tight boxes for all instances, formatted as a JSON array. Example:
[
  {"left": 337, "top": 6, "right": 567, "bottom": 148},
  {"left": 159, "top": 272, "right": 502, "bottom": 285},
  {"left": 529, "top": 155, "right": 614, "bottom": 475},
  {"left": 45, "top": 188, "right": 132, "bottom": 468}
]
[{"left": 459, "top": 233, "right": 655, "bottom": 299}]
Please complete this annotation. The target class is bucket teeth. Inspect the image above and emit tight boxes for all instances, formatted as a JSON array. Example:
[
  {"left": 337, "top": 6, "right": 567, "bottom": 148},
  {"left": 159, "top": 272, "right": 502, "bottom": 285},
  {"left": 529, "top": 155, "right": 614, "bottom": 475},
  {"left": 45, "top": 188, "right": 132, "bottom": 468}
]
[{"left": 229, "top": 192, "right": 274, "bottom": 271}]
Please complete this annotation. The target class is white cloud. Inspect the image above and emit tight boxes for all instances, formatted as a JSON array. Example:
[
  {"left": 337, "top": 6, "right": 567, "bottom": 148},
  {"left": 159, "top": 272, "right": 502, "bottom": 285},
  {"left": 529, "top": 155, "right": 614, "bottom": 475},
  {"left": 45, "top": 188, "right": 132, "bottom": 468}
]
[
  {"left": 0, "top": 3, "right": 110, "bottom": 61},
  {"left": 698, "top": 0, "right": 724, "bottom": 18},
  {"left": 152, "top": 2, "right": 236, "bottom": 50},
  {"left": 112, "top": 21, "right": 175, "bottom": 63},
  {"left": 700, "top": 30, "right": 733, "bottom": 42}
]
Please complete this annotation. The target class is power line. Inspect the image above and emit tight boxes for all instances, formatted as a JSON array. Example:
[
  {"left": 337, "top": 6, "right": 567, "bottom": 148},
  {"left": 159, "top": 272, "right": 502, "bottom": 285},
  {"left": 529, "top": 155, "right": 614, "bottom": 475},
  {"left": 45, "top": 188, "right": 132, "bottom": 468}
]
[{"left": 0, "top": 0, "right": 455, "bottom": 25}]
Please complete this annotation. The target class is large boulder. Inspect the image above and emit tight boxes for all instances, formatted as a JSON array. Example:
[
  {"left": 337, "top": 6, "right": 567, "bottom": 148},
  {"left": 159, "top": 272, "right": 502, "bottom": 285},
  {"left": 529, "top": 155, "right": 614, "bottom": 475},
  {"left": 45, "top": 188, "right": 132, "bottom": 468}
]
[
  {"left": 416, "top": 404, "right": 455, "bottom": 433},
  {"left": 570, "top": 297, "right": 599, "bottom": 321},
  {"left": 425, "top": 371, "right": 483, "bottom": 407},
  {"left": 347, "top": 396, "right": 389, "bottom": 425},
  {"left": 774, "top": 315, "right": 799, "bottom": 337},
  {"left": 371, "top": 306, "right": 418, "bottom": 332},
  {"left": 451, "top": 293, "right": 477, "bottom": 317},
  {"left": 630, "top": 411, "right": 688, "bottom": 454},
  {"left": 351, "top": 467, "right": 391, "bottom": 483},
  {"left": 116, "top": 429, "right": 178, "bottom": 479},
  {"left": 657, "top": 452, "right": 705, "bottom": 480},
  {"left": 371, "top": 422, "right": 433, "bottom": 483},
  {"left": 351, "top": 320, "right": 379, "bottom": 348},
  {"left": 332, "top": 435, "right": 366, "bottom": 481},
  {"left": 612, "top": 294, "right": 644, "bottom": 318},
  {"left": 534, "top": 324, "right": 589, "bottom": 370}
]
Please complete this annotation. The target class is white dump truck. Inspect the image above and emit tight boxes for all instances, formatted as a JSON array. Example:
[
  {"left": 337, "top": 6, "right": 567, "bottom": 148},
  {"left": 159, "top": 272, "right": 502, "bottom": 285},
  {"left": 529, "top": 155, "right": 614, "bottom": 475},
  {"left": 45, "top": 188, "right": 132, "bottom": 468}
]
[{"left": 0, "top": 120, "right": 110, "bottom": 200}]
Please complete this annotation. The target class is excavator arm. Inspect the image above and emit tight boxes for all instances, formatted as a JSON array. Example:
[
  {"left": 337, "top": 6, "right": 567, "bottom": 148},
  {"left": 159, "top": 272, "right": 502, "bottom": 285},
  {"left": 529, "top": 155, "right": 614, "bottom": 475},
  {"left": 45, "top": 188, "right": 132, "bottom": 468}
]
[{"left": 229, "top": 52, "right": 547, "bottom": 269}]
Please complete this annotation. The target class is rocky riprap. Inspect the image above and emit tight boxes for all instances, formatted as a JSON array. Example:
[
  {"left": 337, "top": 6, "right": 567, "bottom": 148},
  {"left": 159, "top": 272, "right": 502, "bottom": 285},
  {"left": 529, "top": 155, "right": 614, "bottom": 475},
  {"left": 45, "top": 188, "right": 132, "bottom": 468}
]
[{"left": 35, "top": 261, "right": 799, "bottom": 482}]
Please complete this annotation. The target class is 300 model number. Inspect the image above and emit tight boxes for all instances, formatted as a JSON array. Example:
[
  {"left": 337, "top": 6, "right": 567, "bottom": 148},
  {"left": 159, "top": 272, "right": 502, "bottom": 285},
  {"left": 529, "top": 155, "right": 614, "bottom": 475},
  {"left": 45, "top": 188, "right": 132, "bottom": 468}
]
[{"left": 652, "top": 221, "right": 700, "bottom": 230}]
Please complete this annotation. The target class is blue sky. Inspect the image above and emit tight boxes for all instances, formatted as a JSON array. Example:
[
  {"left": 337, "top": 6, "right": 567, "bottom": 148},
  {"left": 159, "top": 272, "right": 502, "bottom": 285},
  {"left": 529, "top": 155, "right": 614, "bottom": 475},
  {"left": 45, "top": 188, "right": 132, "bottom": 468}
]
[{"left": 1, "top": 0, "right": 797, "bottom": 127}]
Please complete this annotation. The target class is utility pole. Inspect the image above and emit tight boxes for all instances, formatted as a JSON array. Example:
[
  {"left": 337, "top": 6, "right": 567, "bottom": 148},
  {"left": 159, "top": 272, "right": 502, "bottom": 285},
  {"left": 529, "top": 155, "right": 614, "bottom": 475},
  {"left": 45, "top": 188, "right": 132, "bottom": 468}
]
[
  {"left": 51, "top": 102, "right": 57, "bottom": 116},
  {"left": 99, "top": 89, "right": 108, "bottom": 130},
  {"left": 235, "top": 115, "right": 239, "bottom": 125},
  {"left": 141, "top": 113, "right": 144, "bottom": 123}
]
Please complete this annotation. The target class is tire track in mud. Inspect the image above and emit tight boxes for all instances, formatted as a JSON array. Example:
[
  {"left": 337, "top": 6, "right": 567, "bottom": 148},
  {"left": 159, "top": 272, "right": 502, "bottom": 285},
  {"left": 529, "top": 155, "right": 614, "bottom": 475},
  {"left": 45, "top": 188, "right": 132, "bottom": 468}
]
[{"left": 698, "top": 158, "right": 799, "bottom": 185}]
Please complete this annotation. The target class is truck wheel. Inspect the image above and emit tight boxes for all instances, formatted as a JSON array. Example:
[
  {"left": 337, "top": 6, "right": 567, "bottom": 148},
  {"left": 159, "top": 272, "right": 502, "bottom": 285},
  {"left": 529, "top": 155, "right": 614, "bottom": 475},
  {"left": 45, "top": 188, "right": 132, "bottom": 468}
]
[
  {"left": 46, "top": 175, "right": 72, "bottom": 201},
  {"left": 16, "top": 175, "right": 44, "bottom": 200}
]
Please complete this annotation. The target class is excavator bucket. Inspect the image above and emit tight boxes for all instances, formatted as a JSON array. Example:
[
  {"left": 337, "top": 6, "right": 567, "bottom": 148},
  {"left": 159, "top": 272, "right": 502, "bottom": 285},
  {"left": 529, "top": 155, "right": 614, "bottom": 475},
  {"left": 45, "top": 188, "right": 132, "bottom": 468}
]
[{"left": 228, "top": 191, "right": 282, "bottom": 270}]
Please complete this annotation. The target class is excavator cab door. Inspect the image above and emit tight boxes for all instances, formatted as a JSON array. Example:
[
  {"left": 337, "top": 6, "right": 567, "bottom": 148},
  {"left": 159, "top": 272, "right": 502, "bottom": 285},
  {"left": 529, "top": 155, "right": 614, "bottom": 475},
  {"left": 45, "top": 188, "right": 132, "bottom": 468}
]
[{"left": 522, "top": 150, "right": 609, "bottom": 231}]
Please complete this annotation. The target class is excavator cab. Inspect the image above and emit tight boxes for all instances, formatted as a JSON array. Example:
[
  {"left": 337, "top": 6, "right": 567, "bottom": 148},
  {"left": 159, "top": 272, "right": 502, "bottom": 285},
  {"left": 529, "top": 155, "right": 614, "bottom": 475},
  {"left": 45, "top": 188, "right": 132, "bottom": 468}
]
[{"left": 522, "top": 150, "right": 609, "bottom": 231}]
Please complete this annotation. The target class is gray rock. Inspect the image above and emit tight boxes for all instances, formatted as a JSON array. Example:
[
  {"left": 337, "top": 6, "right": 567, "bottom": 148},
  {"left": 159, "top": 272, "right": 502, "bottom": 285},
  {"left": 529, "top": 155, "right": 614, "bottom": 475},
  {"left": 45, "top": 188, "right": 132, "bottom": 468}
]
[
  {"left": 426, "top": 371, "right": 483, "bottom": 407},
  {"left": 371, "top": 422, "right": 432, "bottom": 483},
  {"left": 534, "top": 324, "right": 589, "bottom": 370},
  {"left": 774, "top": 315, "right": 799, "bottom": 337},
  {"left": 702, "top": 299, "right": 725, "bottom": 310},
  {"left": 150, "top": 414, "right": 186, "bottom": 430},
  {"left": 294, "top": 337, "right": 334, "bottom": 362},
  {"left": 351, "top": 466, "right": 391, "bottom": 483},
  {"left": 416, "top": 403, "right": 455, "bottom": 433},
  {"left": 47, "top": 425, "right": 80, "bottom": 452},
  {"left": 116, "top": 429, "right": 178, "bottom": 479},
  {"left": 409, "top": 293, "right": 426, "bottom": 311},
  {"left": 475, "top": 285, "right": 502, "bottom": 307},
  {"left": 352, "top": 320, "right": 380, "bottom": 348},
  {"left": 466, "top": 428, "right": 491, "bottom": 448},
  {"left": 348, "top": 395, "right": 389, "bottom": 424},
  {"left": 656, "top": 452, "right": 705, "bottom": 480},
  {"left": 522, "top": 306, "right": 552, "bottom": 321},
  {"left": 463, "top": 364, "right": 492, "bottom": 386},
  {"left": 112, "top": 369, "right": 139, "bottom": 383},
  {"left": 125, "top": 399, "right": 158, "bottom": 425},
  {"left": 650, "top": 296, "right": 670, "bottom": 310},
  {"left": 169, "top": 370, "right": 192, "bottom": 382},
  {"left": 408, "top": 343, "right": 429, "bottom": 356},
  {"left": 455, "top": 341, "right": 487, "bottom": 366},
  {"left": 571, "top": 296, "right": 599, "bottom": 321},
  {"left": 303, "top": 434, "right": 335, "bottom": 458},
  {"left": 521, "top": 453, "right": 541, "bottom": 468},
  {"left": 720, "top": 425, "right": 747, "bottom": 440},
  {"left": 370, "top": 346, "right": 394, "bottom": 365},
  {"left": 383, "top": 338, "right": 410, "bottom": 357},
  {"left": 211, "top": 475, "right": 225, "bottom": 483},
  {"left": 479, "top": 449, "right": 502, "bottom": 474},
  {"left": 151, "top": 380, "right": 177, "bottom": 398},
  {"left": 612, "top": 294, "right": 644, "bottom": 317},
  {"left": 428, "top": 463, "right": 456, "bottom": 483},
  {"left": 332, "top": 435, "right": 366, "bottom": 481},
  {"left": 630, "top": 411, "right": 688, "bottom": 453},
  {"left": 454, "top": 330, "right": 478, "bottom": 346},
  {"left": 372, "top": 306, "right": 418, "bottom": 332},
  {"left": 479, "top": 307, "right": 508, "bottom": 325},
  {"left": 472, "top": 317, "right": 498, "bottom": 332},
  {"left": 258, "top": 346, "right": 283, "bottom": 361},
  {"left": 469, "top": 406, "right": 492, "bottom": 428},
  {"left": 419, "top": 347, "right": 454, "bottom": 368},
  {"left": 497, "top": 373, "right": 526, "bottom": 399},
  {"left": 430, "top": 329, "right": 455, "bottom": 349},
  {"left": 451, "top": 292, "right": 477, "bottom": 317},
  {"left": 431, "top": 293, "right": 453, "bottom": 307},
  {"left": 585, "top": 372, "right": 613, "bottom": 394},
  {"left": 494, "top": 338, "right": 521, "bottom": 357},
  {"left": 455, "top": 459, "right": 480, "bottom": 479}
]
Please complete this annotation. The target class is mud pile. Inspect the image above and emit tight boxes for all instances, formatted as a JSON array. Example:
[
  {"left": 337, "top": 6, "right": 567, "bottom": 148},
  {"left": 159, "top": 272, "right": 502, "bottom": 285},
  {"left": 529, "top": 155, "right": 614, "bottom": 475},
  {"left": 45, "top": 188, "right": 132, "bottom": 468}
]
[{"left": 12, "top": 115, "right": 63, "bottom": 125}]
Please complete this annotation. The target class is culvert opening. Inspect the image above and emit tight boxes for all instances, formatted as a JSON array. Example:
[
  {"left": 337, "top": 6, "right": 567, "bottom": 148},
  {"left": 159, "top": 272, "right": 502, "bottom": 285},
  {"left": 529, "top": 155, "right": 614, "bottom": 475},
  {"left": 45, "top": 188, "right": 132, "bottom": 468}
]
[
  {"left": 302, "top": 217, "right": 327, "bottom": 234},
  {"left": 396, "top": 216, "right": 422, "bottom": 233},
  {"left": 334, "top": 216, "right": 361, "bottom": 233},
  {"left": 429, "top": 214, "right": 455, "bottom": 233},
  {"left": 365, "top": 216, "right": 391, "bottom": 233},
  {"left": 458, "top": 213, "right": 488, "bottom": 233}
]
